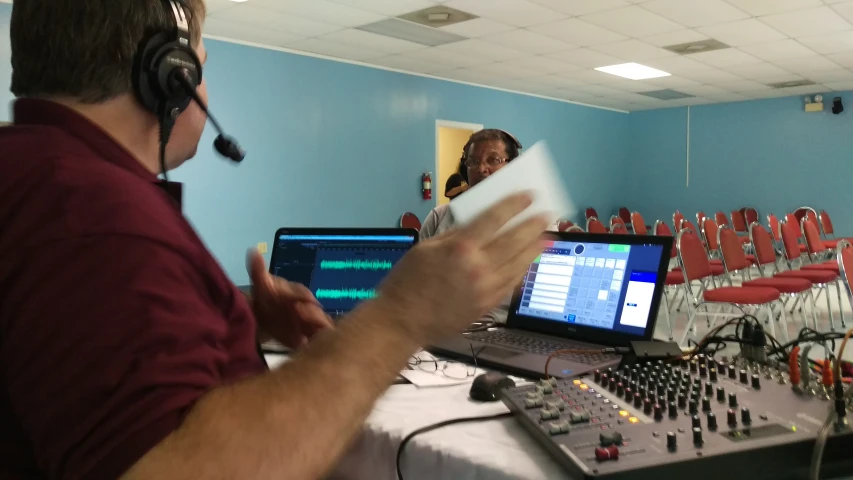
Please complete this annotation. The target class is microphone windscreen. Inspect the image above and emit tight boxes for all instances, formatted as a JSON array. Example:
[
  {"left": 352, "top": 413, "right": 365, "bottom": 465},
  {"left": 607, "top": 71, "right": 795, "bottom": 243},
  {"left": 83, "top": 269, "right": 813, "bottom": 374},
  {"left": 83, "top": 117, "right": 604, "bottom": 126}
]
[{"left": 214, "top": 134, "right": 246, "bottom": 163}]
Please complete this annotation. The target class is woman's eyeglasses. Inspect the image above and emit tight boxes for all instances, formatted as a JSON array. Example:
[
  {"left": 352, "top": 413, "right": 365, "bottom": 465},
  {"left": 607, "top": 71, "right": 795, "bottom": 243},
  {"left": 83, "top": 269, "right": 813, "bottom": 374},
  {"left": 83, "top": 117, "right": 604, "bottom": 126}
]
[
  {"left": 464, "top": 156, "right": 507, "bottom": 169},
  {"left": 408, "top": 348, "right": 480, "bottom": 380}
]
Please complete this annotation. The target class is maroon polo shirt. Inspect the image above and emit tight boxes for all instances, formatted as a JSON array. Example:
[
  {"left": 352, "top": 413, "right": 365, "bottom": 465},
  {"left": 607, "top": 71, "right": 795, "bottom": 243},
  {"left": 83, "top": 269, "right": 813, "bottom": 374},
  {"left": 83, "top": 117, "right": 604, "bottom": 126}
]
[{"left": 0, "top": 99, "right": 266, "bottom": 479}]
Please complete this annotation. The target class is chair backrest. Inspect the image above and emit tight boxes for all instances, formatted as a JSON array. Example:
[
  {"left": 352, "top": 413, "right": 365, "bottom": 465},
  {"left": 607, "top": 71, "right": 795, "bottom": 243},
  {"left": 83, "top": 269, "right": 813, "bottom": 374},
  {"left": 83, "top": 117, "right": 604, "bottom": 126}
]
[
  {"left": 801, "top": 217, "right": 826, "bottom": 255},
  {"left": 731, "top": 210, "right": 747, "bottom": 233},
  {"left": 780, "top": 218, "right": 803, "bottom": 261},
  {"left": 631, "top": 211, "right": 648, "bottom": 235},
  {"left": 557, "top": 220, "right": 575, "bottom": 232},
  {"left": 794, "top": 206, "right": 817, "bottom": 223},
  {"left": 768, "top": 213, "right": 781, "bottom": 241},
  {"left": 784, "top": 213, "right": 802, "bottom": 238},
  {"left": 611, "top": 215, "right": 626, "bottom": 226},
  {"left": 612, "top": 223, "right": 629, "bottom": 234},
  {"left": 696, "top": 211, "right": 707, "bottom": 224},
  {"left": 714, "top": 212, "right": 729, "bottom": 227},
  {"left": 681, "top": 219, "right": 697, "bottom": 234},
  {"left": 673, "top": 211, "right": 685, "bottom": 231},
  {"left": 585, "top": 207, "right": 599, "bottom": 220},
  {"left": 702, "top": 217, "right": 720, "bottom": 251},
  {"left": 750, "top": 222, "right": 777, "bottom": 268},
  {"left": 587, "top": 217, "right": 607, "bottom": 234},
  {"left": 618, "top": 207, "right": 631, "bottom": 225},
  {"left": 400, "top": 212, "right": 421, "bottom": 231},
  {"left": 819, "top": 210, "right": 834, "bottom": 236},
  {"left": 565, "top": 225, "right": 584, "bottom": 232},
  {"left": 654, "top": 220, "right": 677, "bottom": 259},
  {"left": 837, "top": 240, "right": 853, "bottom": 299},
  {"left": 677, "top": 229, "right": 713, "bottom": 281},
  {"left": 743, "top": 207, "right": 759, "bottom": 226},
  {"left": 719, "top": 225, "right": 751, "bottom": 273}
]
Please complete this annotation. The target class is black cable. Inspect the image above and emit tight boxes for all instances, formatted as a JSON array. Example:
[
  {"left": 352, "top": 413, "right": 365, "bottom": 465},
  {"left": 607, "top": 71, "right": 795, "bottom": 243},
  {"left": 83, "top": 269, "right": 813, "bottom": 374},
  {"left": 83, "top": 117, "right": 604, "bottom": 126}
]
[
  {"left": 158, "top": 108, "right": 172, "bottom": 183},
  {"left": 396, "top": 412, "right": 512, "bottom": 480}
]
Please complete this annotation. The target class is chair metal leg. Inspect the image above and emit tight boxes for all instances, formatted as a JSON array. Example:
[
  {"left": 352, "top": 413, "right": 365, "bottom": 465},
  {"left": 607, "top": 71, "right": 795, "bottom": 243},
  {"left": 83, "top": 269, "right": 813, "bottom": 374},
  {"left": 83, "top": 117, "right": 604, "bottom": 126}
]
[
  {"left": 807, "top": 289, "right": 820, "bottom": 331},
  {"left": 680, "top": 305, "right": 699, "bottom": 347},
  {"left": 823, "top": 284, "right": 836, "bottom": 332},
  {"left": 662, "top": 290, "right": 674, "bottom": 341},
  {"left": 835, "top": 280, "right": 847, "bottom": 329}
]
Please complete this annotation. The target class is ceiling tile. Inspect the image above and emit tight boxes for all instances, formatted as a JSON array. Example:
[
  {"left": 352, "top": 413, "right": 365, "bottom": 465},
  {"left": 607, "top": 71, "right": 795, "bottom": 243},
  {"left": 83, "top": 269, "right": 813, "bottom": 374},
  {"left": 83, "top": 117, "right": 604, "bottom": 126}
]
[
  {"left": 641, "top": 29, "right": 710, "bottom": 47},
  {"left": 705, "top": 92, "right": 752, "bottom": 102},
  {"left": 642, "top": 55, "right": 711, "bottom": 74},
  {"left": 500, "top": 56, "right": 582, "bottom": 74},
  {"left": 603, "top": 79, "right": 663, "bottom": 92},
  {"left": 740, "top": 39, "right": 817, "bottom": 61},
  {"left": 369, "top": 55, "right": 449, "bottom": 73},
  {"left": 590, "top": 39, "right": 676, "bottom": 61},
  {"left": 824, "top": 80, "right": 853, "bottom": 90},
  {"left": 772, "top": 84, "right": 828, "bottom": 95},
  {"left": 760, "top": 6, "right": 853, "bottom": 37},
  {"left": 212, "top": 5, "right": 341, "bottom": 36},
  {"left": 528, "top": 0, "right": 629, "bottom": 15},
  {"left": 206, "top": 0, "right": 241, "bottom": 15},
  {"left": 688, "top": 48, "right": 762, "bottom": 68},
  {"left": 439, "top": 18, "right": 516, "bottom": 38},
  {"left": 437, "top": 39, "right": 529, "bottom": 60},
  {"left": 807, "top": 68, "right": 853, "bottom": 82},
  {"left": 726, "top": 62, "right": 795, "bottom": 80},
  {"left": 773, "top": 55, "right": 842, "bottom": 73},
  {"left": 443, "top": 0, "right": 567, "bottom": 27},
  {"left": 571, "top": 85, "right": 628, "bottom": 96},
  {"left": 678, "top": 67, "right": 744, "bottom": 82},
  {"left": 204, "top": 17, "right": 305, "bottom": 46},
  {"left": 547, "top": 48, "right": 626, "bottom": 68},
  {"left": 481, "top": 29, "right": 577, "bottom": 54},
  {"left": 643, "top": 75, "right": 703, "bottom": 88},
  {"left": 467, "top": 62, "right": 543, "bottom": 78},
  {"left": 284, "top": 38, "right": 386, "bottom": 61},
  {"left": 529, "top": 18, "right": 628, "bottom": 46},
  {"left": 831, "top": 1, "right": 853, "bottom": 23},
  {"left": 249, "top": 0, "right": 383, "bottom": 27},
  {"left": 827, "top": 52, "right": 853, "bottom": 67},
  {"left": 320, "top": 29, "right": 425, "bottom": 53},
  {"left": 328, "top": 0, "right": 435, "bottom": 16},
  {"left": 643, "top": 0, "right": 750, "bottom": 27},
  {"left": 403, "top": 48, "right": 493, "bottom": 68},
  {"left": 725, "top": 0, "right": 822, "bottom": 16},
  {"left": 697, "top": 19, "right": 787, "bottom": 46},
  {"left": 562, "top": 69, "right": 634, "bottom": 85},
  {"left": 714, "top": 79, "right": 775, "bottom": 92},
  {"left": 436, "top": 68, "right": 503, "bottom": 84},
  {"left": 798, "top": 31, "right": 853, "bottom": 54},
  {"left": 676, "top": 84, "right": 731, "bottom": 96},
  {"left": 524, "top": 75, "right": 587, "bottom": 89},
  {"left": 580, "top": 6, "right": 683, "bottom": 38}
]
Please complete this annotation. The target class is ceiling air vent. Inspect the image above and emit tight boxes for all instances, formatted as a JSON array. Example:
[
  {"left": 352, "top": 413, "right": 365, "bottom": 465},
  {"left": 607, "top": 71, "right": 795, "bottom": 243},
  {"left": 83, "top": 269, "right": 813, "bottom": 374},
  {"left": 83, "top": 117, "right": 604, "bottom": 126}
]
[
  {"left": 766, "top": 79, "right": 816, "bottom": 89},
  {"left": 398, "top": 6, "right": 478, "bottom": 28},
  {"left": 639, "top": 89, "right": 695, "bottom": 100},
  {"left": 664, "top": 39, "right": 730, "bottom": 55},
  {"left": 357, "top": 18, "right": 467, "bottom": 46}
]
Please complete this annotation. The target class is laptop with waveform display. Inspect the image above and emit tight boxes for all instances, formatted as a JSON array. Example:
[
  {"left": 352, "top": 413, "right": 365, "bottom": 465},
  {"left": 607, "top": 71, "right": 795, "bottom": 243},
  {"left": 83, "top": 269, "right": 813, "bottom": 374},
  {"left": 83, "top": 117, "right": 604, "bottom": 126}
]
[{"left": 269, "top": 228, "right": 418, "bottom": 319}]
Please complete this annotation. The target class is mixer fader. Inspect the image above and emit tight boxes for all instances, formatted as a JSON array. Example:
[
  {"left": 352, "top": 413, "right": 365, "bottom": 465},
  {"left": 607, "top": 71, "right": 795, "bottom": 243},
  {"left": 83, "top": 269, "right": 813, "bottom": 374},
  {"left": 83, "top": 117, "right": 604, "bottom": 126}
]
[{"left": 501, "top": 355, "right": 853, "bottom": 479}]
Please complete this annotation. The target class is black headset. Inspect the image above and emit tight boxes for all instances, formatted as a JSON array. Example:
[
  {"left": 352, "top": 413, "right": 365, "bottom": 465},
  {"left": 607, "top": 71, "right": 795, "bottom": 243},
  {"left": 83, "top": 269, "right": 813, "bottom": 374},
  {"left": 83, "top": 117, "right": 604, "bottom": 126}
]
[{"left": 458, "top": 129, "right": 522, "bottom": 183}]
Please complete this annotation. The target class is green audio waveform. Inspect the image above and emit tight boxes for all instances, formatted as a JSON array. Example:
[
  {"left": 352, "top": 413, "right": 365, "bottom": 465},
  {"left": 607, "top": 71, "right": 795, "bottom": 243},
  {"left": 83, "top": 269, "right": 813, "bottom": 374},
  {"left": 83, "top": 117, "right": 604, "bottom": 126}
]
[
  {"left": 319, "top": 259, "right": 393, "bottom": 271},
  {"left": 315, "top": 288, "right": 377, "bottom": 300}
]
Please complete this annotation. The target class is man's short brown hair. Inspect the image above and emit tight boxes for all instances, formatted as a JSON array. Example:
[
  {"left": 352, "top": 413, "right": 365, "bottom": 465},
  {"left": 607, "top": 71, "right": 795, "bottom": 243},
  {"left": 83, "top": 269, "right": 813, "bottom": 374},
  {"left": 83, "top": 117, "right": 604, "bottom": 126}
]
[{"left": 10, "top": 0, "right": 206, "bottom": 103}]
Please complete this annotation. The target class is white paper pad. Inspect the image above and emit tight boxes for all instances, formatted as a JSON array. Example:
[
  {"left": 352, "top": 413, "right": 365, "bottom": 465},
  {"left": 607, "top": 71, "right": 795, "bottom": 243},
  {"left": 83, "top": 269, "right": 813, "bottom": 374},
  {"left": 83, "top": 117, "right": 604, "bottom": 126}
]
[{"left": 449, "top": 141, "right": 575, "bottom": 233}]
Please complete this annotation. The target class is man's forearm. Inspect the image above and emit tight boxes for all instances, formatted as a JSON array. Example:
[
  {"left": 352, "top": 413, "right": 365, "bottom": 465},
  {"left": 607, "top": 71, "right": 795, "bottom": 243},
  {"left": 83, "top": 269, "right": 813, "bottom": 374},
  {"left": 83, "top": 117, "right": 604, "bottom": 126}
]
[{"left": 123, "top": 300, "right": 420, "bottom": 480}]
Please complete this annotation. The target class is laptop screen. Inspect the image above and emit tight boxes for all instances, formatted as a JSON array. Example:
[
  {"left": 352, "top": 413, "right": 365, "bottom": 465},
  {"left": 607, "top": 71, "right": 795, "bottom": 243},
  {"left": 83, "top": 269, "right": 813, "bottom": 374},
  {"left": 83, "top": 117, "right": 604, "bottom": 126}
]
[
  {"left": 269, "top": 229, "right": 417, "bottom": 318},
  {"left": 514, "top": 237, "right": 667, "bottom": 338}
]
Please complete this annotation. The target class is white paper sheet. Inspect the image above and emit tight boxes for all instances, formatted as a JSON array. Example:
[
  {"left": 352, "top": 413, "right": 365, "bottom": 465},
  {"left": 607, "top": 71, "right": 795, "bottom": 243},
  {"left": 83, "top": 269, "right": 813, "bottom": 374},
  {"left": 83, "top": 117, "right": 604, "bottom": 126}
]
[{"left": 449, "top": 141, "right": 575, "bottom": 233}]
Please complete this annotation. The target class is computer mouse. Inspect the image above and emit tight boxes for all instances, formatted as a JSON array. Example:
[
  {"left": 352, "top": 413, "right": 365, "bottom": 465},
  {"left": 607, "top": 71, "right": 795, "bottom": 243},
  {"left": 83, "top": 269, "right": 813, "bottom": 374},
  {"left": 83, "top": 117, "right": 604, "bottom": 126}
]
[{"left": 469, "top": 372, "right": 516, "bottom": 402}]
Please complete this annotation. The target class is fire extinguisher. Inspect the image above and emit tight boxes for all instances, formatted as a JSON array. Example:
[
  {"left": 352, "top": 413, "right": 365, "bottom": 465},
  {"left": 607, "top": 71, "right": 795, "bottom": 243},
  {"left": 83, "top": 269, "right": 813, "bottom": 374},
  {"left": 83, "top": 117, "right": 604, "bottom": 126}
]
[{"left": 422, "top": 172, "right": 432, "bottom": 200}]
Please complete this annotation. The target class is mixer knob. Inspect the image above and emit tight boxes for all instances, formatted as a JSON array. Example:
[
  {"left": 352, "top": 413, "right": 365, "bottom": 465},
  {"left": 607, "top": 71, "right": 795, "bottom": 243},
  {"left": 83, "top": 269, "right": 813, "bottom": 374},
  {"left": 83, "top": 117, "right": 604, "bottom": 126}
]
[
  {"left": 705, "top": 381, "right": 713, "bottom": 396},
  {"left": 594, "top": 370, "right": 601, "bottom": 382},
  {"left": 625, "top": 388, "right": 633, "bottom": 400},
  {"left": 707, "top": 412, "right": 718, "bottom": 431},
  {"left": 690, "top": 359, "right": 698, "bottom": 373},
  {"left": 709, "top": 368, "right": 718, "bottom": 382},
  {"left": 693, "top": 427, "right": 704, "bottom": 446},
  {"left": 667, "top": 431, "right": 677, "bottom": 451},
  {"left": 631, "top": 368, "right": 639, "bottom": 380},
  {"left": 669, "top": 401, "right": 679, "bottom": 419},
  {"left": 617, "top": 383, "right": 624, "bottom": 396},
  {"left": 702, "top": 396, "right": 712, "bottom": 413},
  {"left": 691, "top": 414, "right": 702, "bottom": 430},
  {"left": 678, "top": 393, "right": 687, "bottom": 409},
  {"left": 699, "top": 363, "right": 708, "bottom": 378},
  {"left": 654, "top": 403, "right": 663, "bottom": 421},
  {"left": 644, "top": 398, "right": 653, "bottom": 414},
  {"left": 610, "top": 380, "right": 618, "bottom": 392},
  {"left": 681, "top": 359, "right": 689, "bottom": 369},
  {"left": 630, "top": 380, "right": 638, "bottom": 392},
  {"left": 600, "top": 374, "right": 609, "bottom": 388},
  {"left": 634, "top": 393, "right": 643, "bottom": 407},
  {"left": 693, "top": 377, "right": 702, "bottom": 386},
  {"left": 739, "top": 369, "right": 748, "bottom": 384},
  {"left": 667, "top": 388, "right": 676, "bottom": 402},
  {"left": 689, "top": 400, "right": 698, "bottom": 415},
  {"left": 741, "top": 407, "right": 751, "bottom": 425},
  {"left": 728, "top": 392, "right": 738, "bottom": 408},
  {"left": 638, "top": 386, "right": 647, "bottom": 398},
  {"left": 718, "top": 362, "right": 727, "bottom": 376},
  {"left": 728, "top": 366, "right": 737, "bottom": 379},
  {"left": 727, "top": 409, "right": 737, "bottom": 427},
  {"left": 716, "top": 387, "right": 726, "bottom": 403},
  {"left": 657, "top": 383, "right": 666, "bottom": 397},
  {"left": 751, "top": 374, "right": 761, "bottom": 389},
  {"left": 607, "top": 367, "right": 614, "bottom": 375}
]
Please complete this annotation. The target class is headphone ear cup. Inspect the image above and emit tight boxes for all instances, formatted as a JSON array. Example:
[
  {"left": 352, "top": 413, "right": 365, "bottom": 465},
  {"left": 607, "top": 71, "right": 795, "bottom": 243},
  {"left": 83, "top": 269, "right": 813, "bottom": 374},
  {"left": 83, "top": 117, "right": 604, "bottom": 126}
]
[{"left": 133, "top": 33, "right": 202, "bottom": 115}]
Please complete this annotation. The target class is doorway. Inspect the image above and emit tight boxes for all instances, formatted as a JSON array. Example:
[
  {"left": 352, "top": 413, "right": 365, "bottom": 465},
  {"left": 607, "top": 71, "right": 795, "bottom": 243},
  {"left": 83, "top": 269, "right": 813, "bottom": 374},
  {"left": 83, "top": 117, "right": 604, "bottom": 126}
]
[{"left": 435, "top": 120, "right": 483, "bottom": 206}]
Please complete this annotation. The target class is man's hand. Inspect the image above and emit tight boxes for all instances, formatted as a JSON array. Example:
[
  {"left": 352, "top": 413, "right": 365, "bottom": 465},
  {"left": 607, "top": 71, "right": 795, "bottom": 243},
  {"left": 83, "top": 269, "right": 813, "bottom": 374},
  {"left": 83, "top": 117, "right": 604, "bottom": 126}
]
[
  {"left": 377, "top": 193, "right": 549, "bottom": 344},
  {"left": 247, "top": 250, "right": 333, "bottom": 348}
]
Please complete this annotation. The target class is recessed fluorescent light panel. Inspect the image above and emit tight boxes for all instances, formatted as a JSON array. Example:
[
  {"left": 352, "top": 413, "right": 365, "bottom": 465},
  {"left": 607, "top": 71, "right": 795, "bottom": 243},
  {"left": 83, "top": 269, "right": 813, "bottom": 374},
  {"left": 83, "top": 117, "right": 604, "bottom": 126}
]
[{"left": 595, "top": 62, "right": 671, "bottom": 80}]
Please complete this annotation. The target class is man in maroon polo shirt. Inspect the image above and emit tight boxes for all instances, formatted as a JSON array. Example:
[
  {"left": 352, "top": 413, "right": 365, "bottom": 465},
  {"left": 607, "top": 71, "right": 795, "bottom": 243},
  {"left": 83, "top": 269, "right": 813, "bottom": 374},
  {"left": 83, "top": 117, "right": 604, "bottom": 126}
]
[{"left": 0, "top": 1, "right": 549, "bottom": 479}]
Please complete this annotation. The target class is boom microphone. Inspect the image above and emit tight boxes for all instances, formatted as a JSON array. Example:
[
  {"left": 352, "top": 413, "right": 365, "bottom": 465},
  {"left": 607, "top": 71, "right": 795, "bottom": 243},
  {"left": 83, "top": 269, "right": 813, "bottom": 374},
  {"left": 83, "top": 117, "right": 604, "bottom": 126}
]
[{"left": 174, "top": 69, "right": 246, "bottom": 163}]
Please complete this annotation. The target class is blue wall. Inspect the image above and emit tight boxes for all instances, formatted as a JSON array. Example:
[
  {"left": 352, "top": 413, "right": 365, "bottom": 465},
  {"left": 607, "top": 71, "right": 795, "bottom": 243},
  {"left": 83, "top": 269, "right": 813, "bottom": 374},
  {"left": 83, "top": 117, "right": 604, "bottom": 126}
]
[
  {"left": 625, "top": 94, "right": 853, "bottom": 236},
  {"left": 0, "top": 3, "right": 627, "bottom": 283}
]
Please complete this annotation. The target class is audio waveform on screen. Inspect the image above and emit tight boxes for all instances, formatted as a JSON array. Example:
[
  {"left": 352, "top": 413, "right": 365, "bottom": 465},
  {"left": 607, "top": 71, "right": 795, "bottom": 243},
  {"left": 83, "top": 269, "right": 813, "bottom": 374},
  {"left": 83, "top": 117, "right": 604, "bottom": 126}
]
[
  {"left": 319, "top": 259, "right": 393, "bottom": 271},
  {"left": 315, "top": 288, "right": 377, "bottom": 300}
]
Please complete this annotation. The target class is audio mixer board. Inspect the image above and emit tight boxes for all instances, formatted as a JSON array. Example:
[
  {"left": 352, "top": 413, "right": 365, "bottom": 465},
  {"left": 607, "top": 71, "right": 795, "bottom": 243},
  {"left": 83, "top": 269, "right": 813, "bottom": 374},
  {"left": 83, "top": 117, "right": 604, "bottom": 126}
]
[{"left": 501, "top": 356, "right": 853, "bottom": 479}]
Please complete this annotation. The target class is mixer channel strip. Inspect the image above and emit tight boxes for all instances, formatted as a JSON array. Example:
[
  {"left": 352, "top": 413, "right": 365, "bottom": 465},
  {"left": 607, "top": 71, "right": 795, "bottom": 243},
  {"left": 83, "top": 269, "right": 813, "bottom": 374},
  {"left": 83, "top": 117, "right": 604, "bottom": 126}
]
[{"left": 500, "top": 355, "right": 853, "bottom": 480}]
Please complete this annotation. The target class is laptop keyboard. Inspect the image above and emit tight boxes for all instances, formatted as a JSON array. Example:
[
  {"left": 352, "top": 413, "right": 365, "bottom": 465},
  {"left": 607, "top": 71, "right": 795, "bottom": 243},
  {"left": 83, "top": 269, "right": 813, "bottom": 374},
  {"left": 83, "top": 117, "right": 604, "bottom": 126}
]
[{"left": 467, "top": 331, "right": 618, "bottom": 365}]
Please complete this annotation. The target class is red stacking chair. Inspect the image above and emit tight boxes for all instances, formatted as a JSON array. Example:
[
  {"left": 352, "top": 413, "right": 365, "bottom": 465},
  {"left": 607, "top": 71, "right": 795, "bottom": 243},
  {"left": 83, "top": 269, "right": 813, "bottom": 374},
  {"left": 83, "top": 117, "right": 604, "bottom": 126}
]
[
  {"left": 802, "top": 217, "right": 842, "bottom": 260},
  {"left": 631, "top": 212, "right": 648, "bottom": 235},
  {"left": 677, "top": 228, "right": 781, "bottom": 346},
  {"left": 585, "top": 207, "right": 599, "bottom": 220},
  {"left": 400, "top": 212, "right": 421, "bottom": 231},
  {"left": 702, "top": 217, "right": 721, "bottom": 259},
  {"left": 715, "top": 212, "right": 729, "bottom": 227},
  {"left": 731, "top": 210, "right": 748, "bottom": 235},
  {"left": 696, "top": 211, "right": 707, "bottom": 225},
  {"left": 743, "top": 207, "right": 759, "bottom": 227},
  {"left": 673, "top": 211, "right": 685, "bottom": 232},
  {"left": 837, "top": 240, "right": 853, "bottom": 309},
  {"left": 557, "top": 220, "right": 575, "bottom": 232},
  {"left": 611, "top": 222, "right": 628, "bottom": 235},
  {"left": 653, "top": 220, "right": 685, "bottom": 339},
  {"left": 618, "top": 207, "right": 631, "bottom": 226},
  {"left": 673, "top": 219, "right": 725, "bottom": 274},
  {"left": 820, "top": 210, "right": 836, "bottom": 239},
  {"left": 780, "top": 218, "right": 846, "bottom": 331},
  {"left": 719, "top": 225, "right": 808, "bottom": 339},
  {"left": 564, "top": 225, "right": 584, "bottom": 232},
  {"left": 587, "top": 217, "right": 607, "bottom": 234},
  {"left": 794, "top": 206, "right": 817, "bottom": 224}
]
